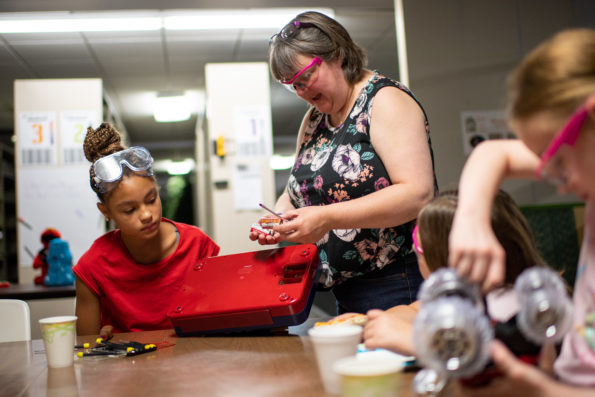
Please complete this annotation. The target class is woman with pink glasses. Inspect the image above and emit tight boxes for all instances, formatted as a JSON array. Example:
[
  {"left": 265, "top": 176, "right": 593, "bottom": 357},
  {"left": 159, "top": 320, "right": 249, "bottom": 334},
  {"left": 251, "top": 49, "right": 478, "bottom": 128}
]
[
  {"left": 251, "top": 11, "right": 437, "bottom": 314},
  {"left": 449, "top": 29, "right": 595, "bottom": 395}
]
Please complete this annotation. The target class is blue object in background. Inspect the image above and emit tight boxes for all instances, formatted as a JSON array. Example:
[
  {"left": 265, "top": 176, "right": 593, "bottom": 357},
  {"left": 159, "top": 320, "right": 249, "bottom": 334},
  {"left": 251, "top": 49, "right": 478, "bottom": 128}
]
[{"left": 44, "top": 238, "right": 75, "bottom": 286}]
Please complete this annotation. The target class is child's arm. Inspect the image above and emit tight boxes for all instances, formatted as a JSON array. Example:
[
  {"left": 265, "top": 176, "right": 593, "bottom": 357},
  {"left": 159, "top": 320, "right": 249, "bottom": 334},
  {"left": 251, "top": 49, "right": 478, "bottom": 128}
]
[
  {"left": 460, "top": 340, "right": 594, "bottom": 397},
  {"left": 75, "top": 276, "right": 102, "bottom": 335},
  {"left": 449, "top": 140, "right": 540, "bottom": 292}
]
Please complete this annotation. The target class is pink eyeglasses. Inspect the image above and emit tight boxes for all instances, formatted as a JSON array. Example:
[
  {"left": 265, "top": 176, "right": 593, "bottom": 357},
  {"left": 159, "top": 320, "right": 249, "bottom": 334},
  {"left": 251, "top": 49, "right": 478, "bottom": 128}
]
[
  {"left": 536, "top": 105, "right": 589, "bottom": 187},
  {"left": 412, "top": 224, "right": 423, "bottom": 255},
  {"left": 280, "top": 57, "right": 322, "bottom": 93}
]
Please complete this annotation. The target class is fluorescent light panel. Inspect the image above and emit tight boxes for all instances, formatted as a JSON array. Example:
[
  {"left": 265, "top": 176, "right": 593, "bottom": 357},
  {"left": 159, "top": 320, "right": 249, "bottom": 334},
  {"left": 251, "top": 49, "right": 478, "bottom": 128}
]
[
  {"left": 153, "top": 159, "right": 196, "bottom": 175},
  {"left": 154, "top": 94, "right": 191, "bottom": 123},
  {"left": 0, "top": 8, "right": 334, "bottom": 33}
]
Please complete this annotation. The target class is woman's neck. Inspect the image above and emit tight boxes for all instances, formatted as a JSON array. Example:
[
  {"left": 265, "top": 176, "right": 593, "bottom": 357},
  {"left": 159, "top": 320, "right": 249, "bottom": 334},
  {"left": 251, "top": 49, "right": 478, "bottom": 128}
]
[
  {"left": 328, "top": 69, "right": 372, "bottom": 128},
  {"left": 121, "top": 221, "right": 178, "bottom": 265}
]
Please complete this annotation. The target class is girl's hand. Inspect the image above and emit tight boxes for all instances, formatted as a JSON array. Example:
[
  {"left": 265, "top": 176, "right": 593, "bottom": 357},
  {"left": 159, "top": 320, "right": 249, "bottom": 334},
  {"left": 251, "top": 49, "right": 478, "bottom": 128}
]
[
  {"left": 99, "top": 325, "right": 114, "bottom": 340},
  {"left": 363, "top": 309, "right": 415, "bottom": 356},
  {"left": 273, "top": 206, "right": 329, "bottom": 244},
  {"left": 448, "top": 214, "right": 506, "bottom": 293},
  {"left": 459, "top": 340, "right": 560, "bottom": 397}
]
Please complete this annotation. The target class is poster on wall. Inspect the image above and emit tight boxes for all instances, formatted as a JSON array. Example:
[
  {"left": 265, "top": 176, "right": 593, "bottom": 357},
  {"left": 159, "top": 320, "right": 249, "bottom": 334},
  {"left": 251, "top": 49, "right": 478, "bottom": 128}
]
[
  {"left": 460, "top": 110, "right": 516, "bottom": 155},
  {"left": 233, "top": 105, "right": 273, "bottom": 158},
  {"left": 233, "top": 163, "right": 263, "bottom": 210},
  {"left": 60, "top": 111, "right": 100, "bottom": 165},
  {"left": 18, "top": 111, "right": 58, "bottom": 166}
]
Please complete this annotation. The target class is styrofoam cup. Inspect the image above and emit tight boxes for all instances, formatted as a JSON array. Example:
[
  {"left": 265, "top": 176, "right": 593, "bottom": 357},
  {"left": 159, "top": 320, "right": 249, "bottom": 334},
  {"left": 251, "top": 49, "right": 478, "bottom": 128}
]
[
  {"left": 39, "top": 316, "right": 77, "bottom": 368},
  {"left": 308, "top": 325, "right": 363, "bottom": 395}
]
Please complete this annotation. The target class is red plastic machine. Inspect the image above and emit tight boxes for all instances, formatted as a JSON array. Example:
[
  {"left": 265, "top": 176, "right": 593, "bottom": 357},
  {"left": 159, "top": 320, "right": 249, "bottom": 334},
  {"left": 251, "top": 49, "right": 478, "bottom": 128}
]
[{"left": 167, "top": 244, "right": 320, "bottom": 336}]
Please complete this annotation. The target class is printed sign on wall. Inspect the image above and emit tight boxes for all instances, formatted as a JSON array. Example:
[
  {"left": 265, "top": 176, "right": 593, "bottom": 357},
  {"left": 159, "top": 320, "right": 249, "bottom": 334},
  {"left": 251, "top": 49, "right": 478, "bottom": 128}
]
[
  {"left": 60, "top": 111, "right": 100, "bottom": 165},
  {"left": 18, "top": 111, "right": 58, "bottom": 166},
  {"left": 460, "top": 110, "right": 516, "bottom": 155}
]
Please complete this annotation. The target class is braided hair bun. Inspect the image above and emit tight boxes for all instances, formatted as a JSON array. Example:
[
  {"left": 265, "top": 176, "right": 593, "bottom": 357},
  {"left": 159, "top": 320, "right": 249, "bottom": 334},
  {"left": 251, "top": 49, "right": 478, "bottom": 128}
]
[{"left": 83, "top": 123, "right": 125, "bottom": 163}]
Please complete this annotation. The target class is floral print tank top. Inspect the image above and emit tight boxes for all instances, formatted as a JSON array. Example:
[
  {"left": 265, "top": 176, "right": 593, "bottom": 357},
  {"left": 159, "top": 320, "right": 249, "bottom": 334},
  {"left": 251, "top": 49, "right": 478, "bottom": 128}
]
[{"left": 287, "top": 71, "right": 437, "bottom": 288}]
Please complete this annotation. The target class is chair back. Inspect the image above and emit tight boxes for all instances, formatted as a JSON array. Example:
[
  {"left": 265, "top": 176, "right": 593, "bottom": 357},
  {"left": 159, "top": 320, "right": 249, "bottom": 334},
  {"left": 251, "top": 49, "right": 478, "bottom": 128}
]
[{"left": 0, "top": 299, "right": 31, "bottom": 342}]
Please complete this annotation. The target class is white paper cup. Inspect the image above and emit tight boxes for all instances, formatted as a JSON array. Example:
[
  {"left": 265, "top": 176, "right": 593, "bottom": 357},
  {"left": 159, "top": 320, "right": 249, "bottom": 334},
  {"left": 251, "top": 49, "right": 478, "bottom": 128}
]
[
  {"left": 39, "top": 316, "right": 77, "bottom": 368},
  {"left": 308, "top": 325, "right": 363, "bottom": 395},
  {"left": 333, "top": 352, "right": 404, "bottom": 397}
]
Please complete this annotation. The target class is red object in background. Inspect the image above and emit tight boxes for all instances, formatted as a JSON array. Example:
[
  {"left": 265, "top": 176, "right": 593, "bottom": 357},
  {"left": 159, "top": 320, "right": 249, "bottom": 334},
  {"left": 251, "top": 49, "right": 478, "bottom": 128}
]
[
  {"left": 167, "top": 244, "right": 320, "bottom": 336},
  {"left": 0, "top": 281, "right": 10, "bottom": 288},
  {"left": 32, "top": 228, "right": 61, "bottom": 285}
]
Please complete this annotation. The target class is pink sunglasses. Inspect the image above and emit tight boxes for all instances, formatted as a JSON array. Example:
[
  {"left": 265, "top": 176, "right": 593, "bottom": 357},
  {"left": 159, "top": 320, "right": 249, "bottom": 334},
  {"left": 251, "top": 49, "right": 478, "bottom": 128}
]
[{"left": 536, "top": 105, "right": 589, "bottom": 185}]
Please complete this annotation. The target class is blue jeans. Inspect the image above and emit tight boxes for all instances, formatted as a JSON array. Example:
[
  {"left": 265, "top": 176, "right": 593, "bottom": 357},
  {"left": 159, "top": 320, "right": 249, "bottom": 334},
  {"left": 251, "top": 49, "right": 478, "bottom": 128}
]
[{"left": 331, "top": 252, "right": 423, "bottom": 315}]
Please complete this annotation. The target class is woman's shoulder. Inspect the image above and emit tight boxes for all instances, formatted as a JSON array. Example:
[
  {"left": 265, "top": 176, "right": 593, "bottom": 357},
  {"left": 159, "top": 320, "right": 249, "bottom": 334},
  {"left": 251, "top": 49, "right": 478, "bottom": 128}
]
[
  {"left": 368, "top": 70, "right": 404, "bottom": 87},
  {"left": 369, "top": 71, "right": 428, "bottom": 118}
]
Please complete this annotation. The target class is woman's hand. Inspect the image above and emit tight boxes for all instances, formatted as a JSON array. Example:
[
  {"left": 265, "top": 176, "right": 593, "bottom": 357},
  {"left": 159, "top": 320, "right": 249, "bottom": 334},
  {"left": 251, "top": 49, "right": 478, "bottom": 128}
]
[
  {"left": 248, "top": 229, "right": 284, "bottom": 245},
  {"left": 363, "top": 309, "right": 415, "bottom": 356},
  {"left": 274, "top": 206, "right": 330, "bottom": 244},
  {"left": 249, "top": 214, "right": 285, "bottom": 245},
  {"left": 448, "top": 212, "right": 506, "bottom": 293}
]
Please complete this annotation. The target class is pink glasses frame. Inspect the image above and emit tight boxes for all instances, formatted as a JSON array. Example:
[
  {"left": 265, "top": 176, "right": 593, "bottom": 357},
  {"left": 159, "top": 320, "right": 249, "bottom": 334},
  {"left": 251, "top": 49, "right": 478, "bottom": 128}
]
[
  {"left": 536, "top": 105, "right": 589, "bottom": 180},
  {"left": 280, "top": 57, "right": 322, "bottom": 86},
  {"left": 412, "top": 224, "right": 423, "bottom": 255}
]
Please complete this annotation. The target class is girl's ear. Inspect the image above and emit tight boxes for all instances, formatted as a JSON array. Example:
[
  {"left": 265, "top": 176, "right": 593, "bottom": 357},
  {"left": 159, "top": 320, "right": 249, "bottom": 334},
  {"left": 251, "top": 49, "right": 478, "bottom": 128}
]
[{"left": 97, "top": 202, "right": 109, "bottom": 219}]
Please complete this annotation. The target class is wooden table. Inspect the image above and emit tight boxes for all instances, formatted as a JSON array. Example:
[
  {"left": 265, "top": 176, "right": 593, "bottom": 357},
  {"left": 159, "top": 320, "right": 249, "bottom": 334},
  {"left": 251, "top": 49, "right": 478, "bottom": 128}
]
[{"left": 0, "top": 328, "right": 418, "bottom": 397}]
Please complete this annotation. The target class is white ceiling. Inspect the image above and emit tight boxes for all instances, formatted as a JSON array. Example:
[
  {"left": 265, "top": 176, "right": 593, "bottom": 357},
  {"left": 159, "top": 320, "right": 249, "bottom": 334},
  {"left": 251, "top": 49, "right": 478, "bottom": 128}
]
[{"left": 0, "top": 1, "right": 399, "bottom": 160}]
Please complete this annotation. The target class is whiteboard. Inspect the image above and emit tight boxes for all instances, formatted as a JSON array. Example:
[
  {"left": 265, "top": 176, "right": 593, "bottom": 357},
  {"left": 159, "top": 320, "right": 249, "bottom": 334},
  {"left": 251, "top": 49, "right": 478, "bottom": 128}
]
[{"left": 17, "top": 167, "right": 104, "bottom": 267}]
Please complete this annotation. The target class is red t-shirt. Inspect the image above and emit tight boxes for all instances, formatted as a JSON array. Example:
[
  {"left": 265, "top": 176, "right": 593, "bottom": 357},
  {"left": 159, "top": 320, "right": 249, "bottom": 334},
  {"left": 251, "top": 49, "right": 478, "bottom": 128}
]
[{"left": 73, "top": 218, "right": 220, "bottom": 333}]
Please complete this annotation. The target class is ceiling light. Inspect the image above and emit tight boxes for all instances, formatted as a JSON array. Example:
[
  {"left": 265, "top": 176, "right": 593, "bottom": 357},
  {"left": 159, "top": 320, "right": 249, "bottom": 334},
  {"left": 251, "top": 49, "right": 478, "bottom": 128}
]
[
  {"left": 0, "top": 8, "right": 334, "bottom": 34},
  {"left": 0, "top": 11, "right": 162, "bottom": 33},
  {"left": 163, "top": 8, "right": 334, "bottom": 30},
  {"left": 154, "top": 93, "right": 192, "bottom": 123}
]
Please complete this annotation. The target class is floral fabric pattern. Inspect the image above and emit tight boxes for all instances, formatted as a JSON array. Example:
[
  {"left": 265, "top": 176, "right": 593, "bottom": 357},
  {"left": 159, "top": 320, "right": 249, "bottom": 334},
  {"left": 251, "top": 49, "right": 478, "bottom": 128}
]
[{"left": 287, "top": 71, "right": 437, "bottom": 288}]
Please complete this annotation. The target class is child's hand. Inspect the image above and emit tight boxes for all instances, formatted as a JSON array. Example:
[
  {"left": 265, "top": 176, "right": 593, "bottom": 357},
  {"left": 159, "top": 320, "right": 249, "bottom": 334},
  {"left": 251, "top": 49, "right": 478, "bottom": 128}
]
[
  {"left": 99, "top": 325, "right": 113, "bottom": 340},
  {"left": 363, "top": 309, "right": 414, "bottom": 356},
  {"left": 459, "top": 340, "right": 557, "bottom": 397}
]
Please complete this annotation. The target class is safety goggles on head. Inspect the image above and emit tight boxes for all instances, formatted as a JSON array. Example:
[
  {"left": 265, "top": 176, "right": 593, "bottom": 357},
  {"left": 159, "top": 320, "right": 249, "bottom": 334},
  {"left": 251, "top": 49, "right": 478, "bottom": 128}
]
[
  {"left": 412, "top": 224, "right": 423, "bottom": 255},
  {"left": 269, "top": 20, "right": 316, "bottom": 45},
  {"left": 536, "top": 105, "right": 589, "bottom": 187},
  {"left": 93, "top": 146, "right": 154, "bottom": 193},
  {"left": 280, "top": 57, "right": 322, "bottom": 93}
]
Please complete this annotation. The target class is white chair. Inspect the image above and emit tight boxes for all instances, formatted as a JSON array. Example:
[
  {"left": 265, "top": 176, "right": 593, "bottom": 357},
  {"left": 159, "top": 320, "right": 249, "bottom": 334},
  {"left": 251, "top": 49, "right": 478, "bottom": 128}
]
[{"left": 0, "top": 299, "right": 31, "bottom": 342}]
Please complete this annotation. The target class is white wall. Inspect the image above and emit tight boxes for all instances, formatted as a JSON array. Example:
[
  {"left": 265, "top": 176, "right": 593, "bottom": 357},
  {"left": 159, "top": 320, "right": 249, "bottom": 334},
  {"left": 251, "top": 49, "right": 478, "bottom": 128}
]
[
  {"left": 204, "top": 63, "right": 276, "bottom": 254},
  {"left": 27, "top": 297, "right": 75, "bottom": 339},
  {"left": 404, "top": 0, "right": 587, "bottom": 205}
]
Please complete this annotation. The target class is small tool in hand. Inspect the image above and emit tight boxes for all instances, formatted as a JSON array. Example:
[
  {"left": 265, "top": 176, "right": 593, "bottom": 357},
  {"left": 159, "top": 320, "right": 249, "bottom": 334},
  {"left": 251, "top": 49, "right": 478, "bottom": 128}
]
[{"left": 258, "top": 203, "right": 284, "bottom": 220}]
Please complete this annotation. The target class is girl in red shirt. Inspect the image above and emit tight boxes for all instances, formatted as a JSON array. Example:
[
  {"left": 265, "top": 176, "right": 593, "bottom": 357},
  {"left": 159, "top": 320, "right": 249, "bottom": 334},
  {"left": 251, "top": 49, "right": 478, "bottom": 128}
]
[{"left": 74, "top": 123, "right": 219, "bottom": 338}]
